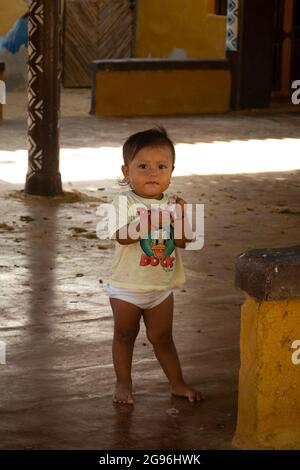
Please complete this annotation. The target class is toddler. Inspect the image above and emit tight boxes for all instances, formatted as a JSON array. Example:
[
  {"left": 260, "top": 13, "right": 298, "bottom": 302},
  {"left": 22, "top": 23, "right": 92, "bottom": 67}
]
[{"left": 105, "top": 127, "right": 203, "bottom": 405}]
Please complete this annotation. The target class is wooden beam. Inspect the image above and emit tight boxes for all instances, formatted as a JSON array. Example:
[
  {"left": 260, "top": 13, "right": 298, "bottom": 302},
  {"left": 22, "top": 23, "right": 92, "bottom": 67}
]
[{"left": 25, "top": 0, "right": 63, "bottom": 196}]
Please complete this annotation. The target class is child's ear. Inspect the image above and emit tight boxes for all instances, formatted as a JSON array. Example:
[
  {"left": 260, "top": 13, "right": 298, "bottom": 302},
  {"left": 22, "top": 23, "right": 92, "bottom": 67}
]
[
  {"left": 121, "top": 165, "right": 129, "bottom": 177},
  {"left": 121, "top": 165, "right": 130, "bottom": 184}
]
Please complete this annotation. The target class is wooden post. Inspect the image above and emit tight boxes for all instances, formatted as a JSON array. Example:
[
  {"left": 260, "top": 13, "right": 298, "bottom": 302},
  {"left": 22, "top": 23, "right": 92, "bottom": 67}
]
[{"left": 25, "top": 0, "right": 63, "bottom": 196}]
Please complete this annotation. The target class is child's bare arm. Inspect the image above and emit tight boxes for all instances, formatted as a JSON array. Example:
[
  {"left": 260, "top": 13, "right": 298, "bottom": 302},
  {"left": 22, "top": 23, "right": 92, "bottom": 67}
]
[
  {"left": 173, "top": 197, "right": 194, "bottom": 248},
  {"left": 174, "top": 218, "right": 194, "bottom": 248},
  {"left": 115, "top": 219, "right": 150, "bottom": 245},
  {"left": 115, "top": 202, "right": 194, "bottom": 247},
  {"left": 115, "top": 209, "right": 171, "bottom": 245}
]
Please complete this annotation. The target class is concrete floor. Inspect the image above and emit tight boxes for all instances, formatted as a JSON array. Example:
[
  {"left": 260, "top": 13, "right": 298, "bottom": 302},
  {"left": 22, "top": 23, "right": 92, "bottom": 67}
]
[{"left": 0, "top": 90, "right": 299, "bottom": 449}]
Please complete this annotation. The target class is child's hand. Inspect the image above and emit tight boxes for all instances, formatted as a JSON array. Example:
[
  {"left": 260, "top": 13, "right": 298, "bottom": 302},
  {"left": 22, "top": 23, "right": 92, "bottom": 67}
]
[
  {"left": 172, "top": 196, "right": 187, "bottom": 219},
  {"left": 149, "top": 209, "right": 173, "bottom": 229}
]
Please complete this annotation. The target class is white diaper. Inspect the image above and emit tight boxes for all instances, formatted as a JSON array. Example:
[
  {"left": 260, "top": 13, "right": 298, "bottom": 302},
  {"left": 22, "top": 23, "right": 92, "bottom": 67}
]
[{"left": 105, "top": 283, "right": 172, "bottom": 310}]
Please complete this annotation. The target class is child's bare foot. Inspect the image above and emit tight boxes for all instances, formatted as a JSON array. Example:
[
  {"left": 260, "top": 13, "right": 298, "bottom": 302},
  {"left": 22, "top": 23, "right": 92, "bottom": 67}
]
[
  {"left": 171, "top": 381, "right": 204, "bottom": 403},
  {"left": 113, "top": 381, "right": 134, "bottom": 405}
]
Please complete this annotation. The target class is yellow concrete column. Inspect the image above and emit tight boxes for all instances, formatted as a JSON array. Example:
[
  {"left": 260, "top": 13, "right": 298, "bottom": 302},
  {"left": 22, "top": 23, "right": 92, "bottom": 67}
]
[{"left": 233, "top": 246, "right": 300, "bottom": 449}]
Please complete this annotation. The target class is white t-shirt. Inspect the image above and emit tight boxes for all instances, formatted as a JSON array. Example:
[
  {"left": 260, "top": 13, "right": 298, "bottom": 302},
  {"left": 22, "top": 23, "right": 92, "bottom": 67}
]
[{"left": 106, "top": 189, "right": 186, "bottom": 291}]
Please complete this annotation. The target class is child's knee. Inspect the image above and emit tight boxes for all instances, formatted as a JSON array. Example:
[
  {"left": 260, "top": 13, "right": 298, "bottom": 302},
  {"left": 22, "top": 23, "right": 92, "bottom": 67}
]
[
  {"left": 114, "top": 325, "right": 140, "bottom": 343},
  {"left": 146, "top": 328, "right": 173, "bottom": 346}
]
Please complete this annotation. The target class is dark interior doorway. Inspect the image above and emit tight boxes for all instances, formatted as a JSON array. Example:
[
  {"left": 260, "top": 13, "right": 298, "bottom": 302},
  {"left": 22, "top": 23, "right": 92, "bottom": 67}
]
[
  {"left": 272, "top": 0, "right": 286, "bottom": 92},
  {"left": 232, "top": 0, "right": 276, "bottom": 109},
  {"left": 291, "top": 0, "right": 300, "bottom": 83},
  {"left": 271, "top": 0, "right": 300, "bottom": 107},
  {"left": 231, "top": 0, "right": 300, "bottom": 109}
]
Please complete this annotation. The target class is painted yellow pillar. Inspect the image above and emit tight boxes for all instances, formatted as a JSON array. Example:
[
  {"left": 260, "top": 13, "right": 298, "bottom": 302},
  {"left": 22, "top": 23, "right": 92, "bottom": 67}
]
[{"left": 233, "top": 246, "right": 300, "bottom": 449}]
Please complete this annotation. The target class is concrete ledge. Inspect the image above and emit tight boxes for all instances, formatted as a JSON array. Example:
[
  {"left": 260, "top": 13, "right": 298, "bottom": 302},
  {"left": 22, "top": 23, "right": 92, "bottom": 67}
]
[
  {"left": 90, "top": 58, "right": 231, "bottom": 116},
  {"left": 236, "top": 246, "right": 300, "bottom": 302},
  {"left": 91, "top": 58, "right": 229, "bottom": 71}
]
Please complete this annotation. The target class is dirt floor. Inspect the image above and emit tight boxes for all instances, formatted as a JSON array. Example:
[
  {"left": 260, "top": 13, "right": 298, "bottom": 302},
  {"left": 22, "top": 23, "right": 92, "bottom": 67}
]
[{"left": 0, "top": 90, "right": 299, "bottom": 450}]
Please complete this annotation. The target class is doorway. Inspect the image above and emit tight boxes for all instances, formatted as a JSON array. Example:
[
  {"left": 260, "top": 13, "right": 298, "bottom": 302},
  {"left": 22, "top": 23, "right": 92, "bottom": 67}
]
[
  {"left": 272, "top": 0, "right": 300, "bottom": 97},
  {"left": 291, "top": 0, "right": 300, "bottom": 83},
  {"left": 63, "top": 0, "right": 136, "bottom": 87},
  {"left": 272, "top": 0, "right": 286, "bottom": 92},
  {"left": 231, "top": 0, "right": 300, "bottom": 109}
]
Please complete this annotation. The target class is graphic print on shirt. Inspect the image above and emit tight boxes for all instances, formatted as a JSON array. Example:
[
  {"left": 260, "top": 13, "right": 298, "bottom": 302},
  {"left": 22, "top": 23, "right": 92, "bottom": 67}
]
[{"left": 138, "top": 208, "right": 175, "bottom": 272}]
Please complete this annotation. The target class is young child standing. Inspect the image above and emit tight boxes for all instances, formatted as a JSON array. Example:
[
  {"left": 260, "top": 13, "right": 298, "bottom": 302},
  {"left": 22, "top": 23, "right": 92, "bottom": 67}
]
[{"left": 105, "top": 127, "right": 203, "bottom": 405}]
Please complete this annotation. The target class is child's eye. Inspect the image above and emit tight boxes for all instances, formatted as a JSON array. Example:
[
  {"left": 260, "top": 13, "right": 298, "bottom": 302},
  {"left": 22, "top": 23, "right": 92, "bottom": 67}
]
[{"left": 138, "top": 164, "right": 167, "bottom": 169}]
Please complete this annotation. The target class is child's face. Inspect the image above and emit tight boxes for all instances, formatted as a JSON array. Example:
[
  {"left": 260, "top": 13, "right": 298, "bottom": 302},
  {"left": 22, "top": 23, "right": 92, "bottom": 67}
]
[{"left": 122, "top": 145, "right": 174, "bottom": 199}]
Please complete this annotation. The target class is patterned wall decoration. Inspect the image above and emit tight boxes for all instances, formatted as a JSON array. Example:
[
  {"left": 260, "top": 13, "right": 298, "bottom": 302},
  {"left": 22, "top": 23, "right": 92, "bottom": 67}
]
[{"left": 226, "top": 0, "right": 239, "bottom": 51}]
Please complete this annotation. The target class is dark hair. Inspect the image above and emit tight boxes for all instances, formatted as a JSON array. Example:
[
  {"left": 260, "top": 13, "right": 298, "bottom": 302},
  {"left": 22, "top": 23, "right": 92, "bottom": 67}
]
[{"left": 119, "top": 126, "right": 175, "bottom": 186}]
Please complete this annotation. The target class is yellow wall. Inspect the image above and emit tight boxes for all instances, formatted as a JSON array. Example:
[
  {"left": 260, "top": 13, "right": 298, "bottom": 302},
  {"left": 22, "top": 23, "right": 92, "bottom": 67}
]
[
  {"left": 0, "top": 0, "right": 27, "bottom": 35},
  {"left": 95, "top": 68, "right": 230, "bottom": 116},
  {"left": 135, "top": 0, "right": 227, "bottom": 59}
]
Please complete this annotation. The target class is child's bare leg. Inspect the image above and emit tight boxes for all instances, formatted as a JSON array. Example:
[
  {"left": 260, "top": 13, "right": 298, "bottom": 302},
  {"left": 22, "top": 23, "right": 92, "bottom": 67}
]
[
  {"left": 110, "top": 298, "right": 143, "bottom": 404},
  {"left": 143, "top": 293, "right": 204, "bottom": 402}
]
